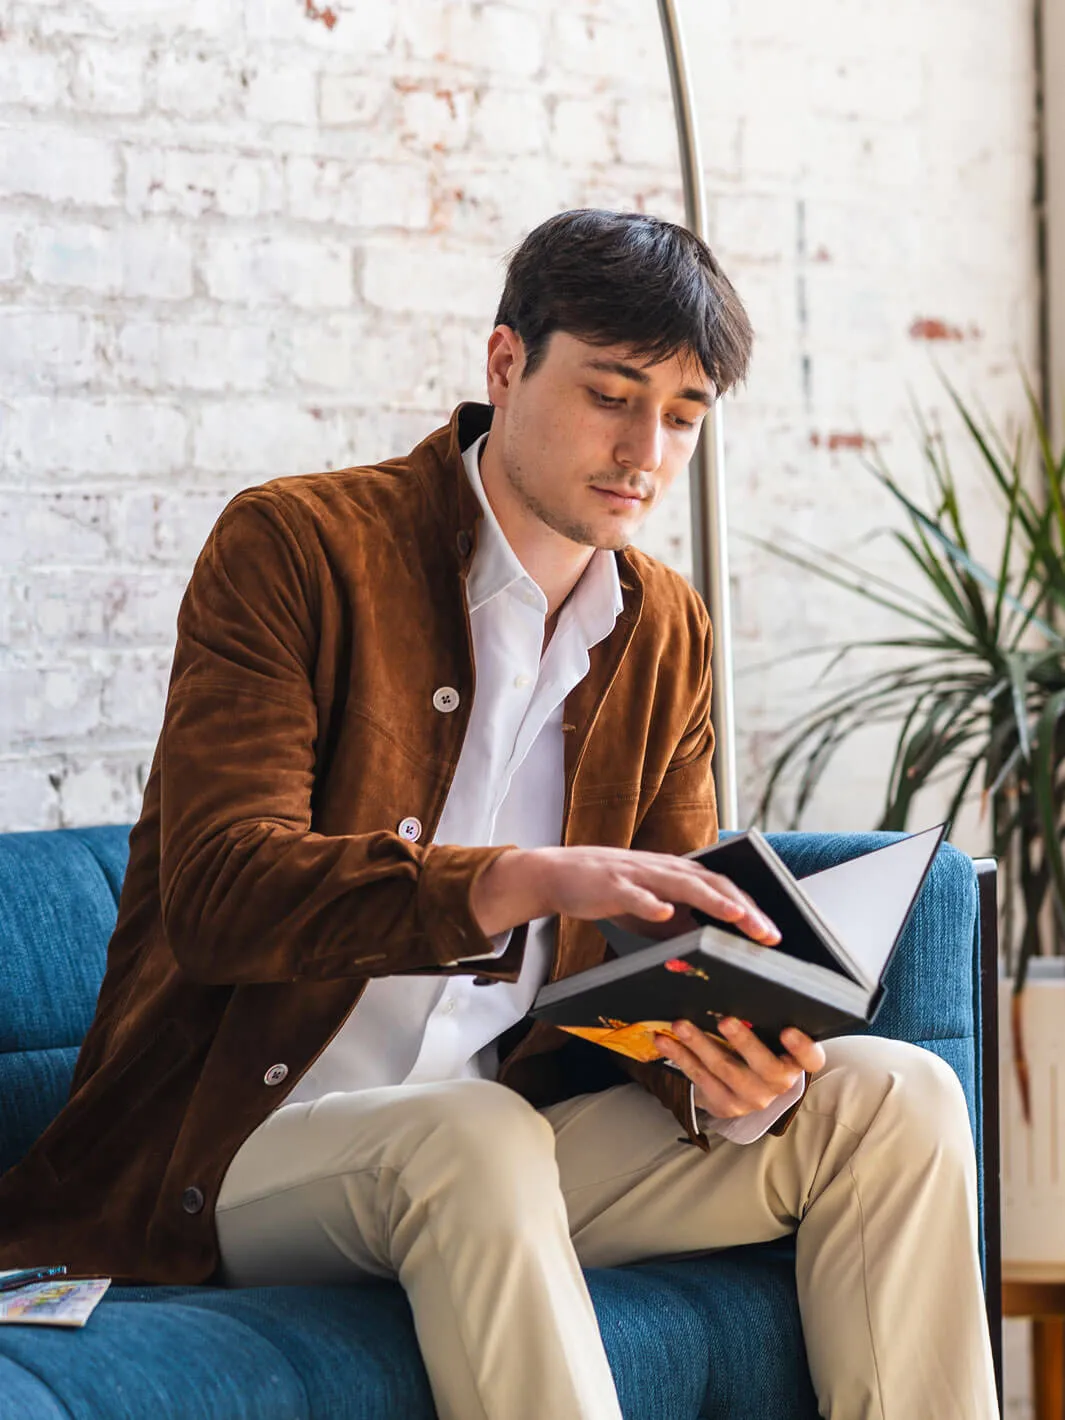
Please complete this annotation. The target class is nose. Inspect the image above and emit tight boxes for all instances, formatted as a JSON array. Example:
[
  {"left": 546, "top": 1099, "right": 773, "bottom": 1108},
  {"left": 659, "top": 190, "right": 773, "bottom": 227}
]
[{"left": 614, "top": 412, "right": 664, "bottom": 478}]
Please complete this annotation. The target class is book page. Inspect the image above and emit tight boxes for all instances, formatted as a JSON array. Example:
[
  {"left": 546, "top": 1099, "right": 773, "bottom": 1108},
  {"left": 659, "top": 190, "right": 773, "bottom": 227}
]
[{"left": 797, "top": 824, "right": 946, "bottom": 989}]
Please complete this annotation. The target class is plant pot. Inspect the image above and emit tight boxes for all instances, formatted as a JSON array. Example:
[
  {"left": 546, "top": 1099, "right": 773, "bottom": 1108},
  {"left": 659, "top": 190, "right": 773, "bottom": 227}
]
[{"left": 999, "top": 958, "right": 1065, "bottom": 1279}]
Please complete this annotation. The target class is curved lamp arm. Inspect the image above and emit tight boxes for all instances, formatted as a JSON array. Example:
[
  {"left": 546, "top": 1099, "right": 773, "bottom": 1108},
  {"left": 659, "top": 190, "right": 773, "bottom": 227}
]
[{"left": 656, "top": 0, "right": 739, "bottom": 830}]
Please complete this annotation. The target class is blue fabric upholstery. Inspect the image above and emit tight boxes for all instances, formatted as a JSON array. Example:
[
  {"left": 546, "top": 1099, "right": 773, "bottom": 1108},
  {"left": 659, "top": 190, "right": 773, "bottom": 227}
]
[{"left": 0, "top": 825, "right": 983, "bottom": 1420}]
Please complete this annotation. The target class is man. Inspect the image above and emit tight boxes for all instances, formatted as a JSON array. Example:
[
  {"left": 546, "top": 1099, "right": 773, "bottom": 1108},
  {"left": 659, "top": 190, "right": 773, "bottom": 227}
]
[{"left": 0, "top": 210, "right": 996, "bottom": 1419}]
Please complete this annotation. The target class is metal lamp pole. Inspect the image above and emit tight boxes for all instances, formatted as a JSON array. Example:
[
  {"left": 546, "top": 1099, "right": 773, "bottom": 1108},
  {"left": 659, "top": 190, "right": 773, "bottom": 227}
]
[{"left": 656, "top": 0, "right": 739, "bottom": 831}]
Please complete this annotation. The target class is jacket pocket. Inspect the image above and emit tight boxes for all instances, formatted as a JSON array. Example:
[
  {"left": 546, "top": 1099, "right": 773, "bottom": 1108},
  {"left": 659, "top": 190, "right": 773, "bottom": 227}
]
[{"left": 42, "top": 1020, "right": 196, "bottom": 1184}]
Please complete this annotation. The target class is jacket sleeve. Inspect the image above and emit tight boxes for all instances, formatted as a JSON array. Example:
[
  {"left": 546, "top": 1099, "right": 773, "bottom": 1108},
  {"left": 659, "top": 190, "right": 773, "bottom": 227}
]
[
  {"left": 158, "top": 491, "right": 518, "bottom": 988},
  {"left": 615, "top": 604, "right": 807, "bottom": 1145}
]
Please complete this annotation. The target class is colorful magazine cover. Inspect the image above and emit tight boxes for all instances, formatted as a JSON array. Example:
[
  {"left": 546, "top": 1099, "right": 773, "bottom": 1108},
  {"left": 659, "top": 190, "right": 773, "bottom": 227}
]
[{"left": 0, "top": 1275, "right": 111, "bottom": 1327}]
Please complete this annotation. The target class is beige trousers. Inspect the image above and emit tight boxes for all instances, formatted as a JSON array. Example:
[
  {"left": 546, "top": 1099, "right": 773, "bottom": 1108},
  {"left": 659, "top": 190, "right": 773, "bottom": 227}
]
[{"left": 215, "top": 1036, "right": 998, "bottom": 1420}]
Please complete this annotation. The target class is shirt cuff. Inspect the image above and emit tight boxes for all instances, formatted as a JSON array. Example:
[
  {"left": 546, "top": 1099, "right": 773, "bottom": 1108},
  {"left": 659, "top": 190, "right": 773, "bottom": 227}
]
[
  {"left": 691, "top": 1073, "right": 806, "bottom": 1145},
  {"left": 452, "top": 928, "right": 513, "bottom": 964}
]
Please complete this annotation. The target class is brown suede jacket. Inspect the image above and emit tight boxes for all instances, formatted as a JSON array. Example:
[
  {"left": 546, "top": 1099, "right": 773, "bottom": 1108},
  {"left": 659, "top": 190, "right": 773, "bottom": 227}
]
[{"left": 0, "top": 401, "right": 794, "bottom": 1286}]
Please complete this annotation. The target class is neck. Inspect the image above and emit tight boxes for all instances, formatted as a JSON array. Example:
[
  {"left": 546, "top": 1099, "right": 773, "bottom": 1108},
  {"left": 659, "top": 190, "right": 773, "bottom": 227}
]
[{"left": 477, "top": 432, "right": 595, "bottom": 618}]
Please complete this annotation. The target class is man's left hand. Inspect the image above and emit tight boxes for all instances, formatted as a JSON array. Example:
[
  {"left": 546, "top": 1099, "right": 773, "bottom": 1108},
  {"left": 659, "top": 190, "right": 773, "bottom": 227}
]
[{"left": 654, "top": 1018, "right": 826, "bottom": 1118}]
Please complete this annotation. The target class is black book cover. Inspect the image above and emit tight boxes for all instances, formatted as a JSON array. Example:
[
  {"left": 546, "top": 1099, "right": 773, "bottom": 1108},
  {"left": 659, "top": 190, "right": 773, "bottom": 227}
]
[{"left": 530, "top": 824, "right": 946, "bottom": 1063}]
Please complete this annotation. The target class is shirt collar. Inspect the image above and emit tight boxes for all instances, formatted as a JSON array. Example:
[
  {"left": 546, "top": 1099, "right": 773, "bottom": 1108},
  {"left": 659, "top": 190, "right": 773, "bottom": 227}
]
[{"left": 460, "top": 432, "right": 624, "bottom": 648}]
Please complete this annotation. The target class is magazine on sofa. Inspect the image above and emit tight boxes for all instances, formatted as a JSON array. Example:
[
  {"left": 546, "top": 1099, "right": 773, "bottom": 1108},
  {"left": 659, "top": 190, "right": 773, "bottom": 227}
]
[
  {"left": 531, "top": 823, "right": 947, "bottom": 1062},
  {"left": 0, "top": 1273, "right": 111, "bottom": 1327}
]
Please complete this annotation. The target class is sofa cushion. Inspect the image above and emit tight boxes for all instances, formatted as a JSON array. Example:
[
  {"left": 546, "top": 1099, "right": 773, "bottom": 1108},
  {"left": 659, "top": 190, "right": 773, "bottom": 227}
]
[{"left": 0, "top": 1244, "right": 818, "bottom": 1420}]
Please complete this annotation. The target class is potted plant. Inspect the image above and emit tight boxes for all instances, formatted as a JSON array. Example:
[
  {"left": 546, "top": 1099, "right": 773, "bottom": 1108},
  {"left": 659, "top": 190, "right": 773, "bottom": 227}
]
[{"left": 747, "top": 383, "right": 1065, "bottom": 1277}]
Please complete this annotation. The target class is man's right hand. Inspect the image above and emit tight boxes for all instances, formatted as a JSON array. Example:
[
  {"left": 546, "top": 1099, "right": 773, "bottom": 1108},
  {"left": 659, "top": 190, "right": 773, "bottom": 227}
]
[{"left": 470, "top": 845, "right": 781, "bottom": 947}]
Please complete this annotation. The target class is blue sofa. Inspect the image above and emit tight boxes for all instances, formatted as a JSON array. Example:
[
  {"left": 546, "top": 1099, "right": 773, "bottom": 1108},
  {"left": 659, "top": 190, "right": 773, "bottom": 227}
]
[{"left": 0, "top": 824, "right": 998, "bottom": 1420}]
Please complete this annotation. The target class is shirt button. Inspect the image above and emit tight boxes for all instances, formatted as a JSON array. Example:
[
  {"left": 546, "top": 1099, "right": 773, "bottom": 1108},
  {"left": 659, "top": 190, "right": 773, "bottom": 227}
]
[
  {"left": 442, "top": 998, "right": 457, "bottom": 1015},
  {"left": 398, "top": 816, "right": 422, "bottom": 842},
  {"left": 181, "top": 1186, "right": 205, "bottom": 1215},
  {"left": 513, "top": 673, "right": 531, "bottom": 689},
  {"left": 264, "top": 1063, "right": 289, "bottom": 1086},
  {"left": 432, "top": 686, "right": 460, "bottom": 713}
]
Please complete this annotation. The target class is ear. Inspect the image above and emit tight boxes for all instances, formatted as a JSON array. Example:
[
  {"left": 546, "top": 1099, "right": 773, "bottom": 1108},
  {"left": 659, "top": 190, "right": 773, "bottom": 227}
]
[{"left": 486, "top": 325, "right": 525, "bottom": 408}]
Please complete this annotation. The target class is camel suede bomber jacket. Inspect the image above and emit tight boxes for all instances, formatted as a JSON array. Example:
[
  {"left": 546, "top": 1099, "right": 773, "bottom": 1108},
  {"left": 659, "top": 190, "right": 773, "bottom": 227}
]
[{"left": 0, "top": 402, "right": 799, "bottom": 1286}]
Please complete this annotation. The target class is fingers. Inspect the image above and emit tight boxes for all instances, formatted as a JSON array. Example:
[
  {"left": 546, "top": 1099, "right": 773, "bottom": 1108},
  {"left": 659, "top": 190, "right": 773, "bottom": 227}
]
[
  {"left": 779, "top": 1027, "right": 826, "bottom": 1075},
  {"left": 654, "top": 1020, "right": 801, "bottom": 1116},
  {"left": 629, "top": 856, "right": 781, "bottom": 945}
]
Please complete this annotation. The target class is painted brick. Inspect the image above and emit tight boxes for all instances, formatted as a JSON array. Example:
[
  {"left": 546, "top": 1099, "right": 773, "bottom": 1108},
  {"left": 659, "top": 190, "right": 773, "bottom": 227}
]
[
  {"left": 285, "top": 156, "right": 432, "bottom": 229},
  {"left": 289, "top": 314, "right": 444, "bottom": 407},
  {"left": 319, "top": 74, "right": 390, "bottom": 128},
  {"left": 123, "top": 144, "right": 284, "bottom": 220},
  {"left": 28, "top": 222, "right": 123, "bottom": 293},
  {"left": 471, "top": 89, "right": 548, "bottom": 157},
  {"left": 47, "top": 754, "right": 145, "bottom": 828},
  {"left": 113, "top": 489, "right": 228, "bottom": 565},
  {"left": 549, "top": 96, "right": 615, "bottom": 166},
  {"left": 244, "top": 0, "right": 396, "bottom": 56},
  {"left": 0, "top": 216, "right": 19, "bottom": 282},
  {"left": 0, "top": 311, "right": 100, "bottom": 390},
  {"left": 152, "top": 48, "right": 234, "bottom": 118},
  {"left": 72, "top": 40, "right": 146, "bottom": 114},
  {"left": 549, "top": 12, "right": 641, "bottom": 81},
  {"left": 116, "top": 320, "right": 275, "bottom": 392},
  {"left": 0, "top": 127, "right": 119, "bottom": 206},
  {"left": 192, "top": 400, "right": 348, "bottom": 474},
  {"left": 122, "top": 223, "right": 195, "bottom": 299},
  {"left": 397, "top": 85, "right": 473, "bottom": 153},
  {"left": 101, "top": 651, "right": 171, "bottom": 737},
  {"left": 0, "top": 758, "right": 61, "bottom": 832},
  {"left": 200, "top": 231, "right": 353, "bottom": 307},
  {"left": 362, "top": 244, "right": 500, "bottom": 317},
  {"left": 0, "top": 492, "right": 112, "bottom": 567},
  {"left": 243, "top": 63, "right": 318, "bottom": 126},
  {"left": 400, "top": 2, "right": 545, "bottom": 78},
  {"left": 6, "top": 399, "right": 187, "bottom": 477},
  {"left": 0, "top": 42, "right": 66, "bottom": 109}
]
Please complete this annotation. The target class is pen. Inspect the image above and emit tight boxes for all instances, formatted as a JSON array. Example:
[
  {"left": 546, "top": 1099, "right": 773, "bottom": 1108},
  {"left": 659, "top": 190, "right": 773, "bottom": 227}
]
[{"left": 0, "top": 1265, "right": 68, "bottom": 1294}]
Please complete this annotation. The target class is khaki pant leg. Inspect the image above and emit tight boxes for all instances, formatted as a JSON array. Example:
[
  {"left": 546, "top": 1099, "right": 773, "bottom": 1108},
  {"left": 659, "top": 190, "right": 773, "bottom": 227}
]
[
  {"left": 214, "top": 1078, "right": 624, "bottom": 1420},
  {"left": 543, "top": 1035, "right": 998, "bottom": 1420}
]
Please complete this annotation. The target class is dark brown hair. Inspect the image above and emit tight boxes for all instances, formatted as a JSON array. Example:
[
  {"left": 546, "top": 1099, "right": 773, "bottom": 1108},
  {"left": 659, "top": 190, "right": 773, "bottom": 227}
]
[{"left": 494, "top": 209, "right": 753, "bottom": 396}]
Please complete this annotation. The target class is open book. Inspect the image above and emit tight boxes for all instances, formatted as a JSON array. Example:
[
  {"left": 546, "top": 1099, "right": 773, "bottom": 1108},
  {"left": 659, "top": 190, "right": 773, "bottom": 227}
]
[{"left": 530, "top": 823, "right": 947, "bottom": 1062}]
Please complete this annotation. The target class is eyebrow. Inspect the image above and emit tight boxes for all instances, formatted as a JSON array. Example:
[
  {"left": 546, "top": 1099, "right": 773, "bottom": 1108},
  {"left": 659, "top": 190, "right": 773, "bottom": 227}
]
[{"left": 582, "top": 357, "right": 715, "bottom": 408}]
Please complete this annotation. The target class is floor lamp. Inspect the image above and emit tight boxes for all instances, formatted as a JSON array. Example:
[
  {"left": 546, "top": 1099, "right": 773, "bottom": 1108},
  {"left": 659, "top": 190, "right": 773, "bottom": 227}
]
[{"left": 657, "top": 0, "right": 739, "bottom": 831}]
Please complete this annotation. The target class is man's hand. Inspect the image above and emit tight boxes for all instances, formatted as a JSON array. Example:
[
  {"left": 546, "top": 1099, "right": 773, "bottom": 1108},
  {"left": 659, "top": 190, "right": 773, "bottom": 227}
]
[
  {"left": 654, "top": 1017, "right": 826, "bottom": 1119},
  {"left": 470, "top": 845, "right": 782, "bottom": 946}
]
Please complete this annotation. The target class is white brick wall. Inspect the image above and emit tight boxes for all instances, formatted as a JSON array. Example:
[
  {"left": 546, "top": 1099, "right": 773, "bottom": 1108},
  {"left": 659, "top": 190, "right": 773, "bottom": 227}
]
[{"left": 0, "top": 0, "right": 1039, "bottom": 857}]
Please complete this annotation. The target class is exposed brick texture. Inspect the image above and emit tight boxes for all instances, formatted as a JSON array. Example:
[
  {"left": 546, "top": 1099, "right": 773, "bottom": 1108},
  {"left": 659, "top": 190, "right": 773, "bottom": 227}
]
[{"left": 0, "top": 0, "right": 1038, "bottom": 840}]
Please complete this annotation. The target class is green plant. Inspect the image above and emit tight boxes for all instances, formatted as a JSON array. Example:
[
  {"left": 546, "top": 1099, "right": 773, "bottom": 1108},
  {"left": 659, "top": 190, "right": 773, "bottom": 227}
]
[{"left": 747, "top": 382, "right": 1065, "bottom": 1037}]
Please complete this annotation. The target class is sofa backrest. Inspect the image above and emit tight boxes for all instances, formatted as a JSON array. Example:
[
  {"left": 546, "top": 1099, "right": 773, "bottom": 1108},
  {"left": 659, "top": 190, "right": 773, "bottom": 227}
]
[
  {"left": 0, "top": 826, "right": 131, "bottom": 1175},
  {"left": 0, "top": 825, "right": 980, "bottom": 1179}
]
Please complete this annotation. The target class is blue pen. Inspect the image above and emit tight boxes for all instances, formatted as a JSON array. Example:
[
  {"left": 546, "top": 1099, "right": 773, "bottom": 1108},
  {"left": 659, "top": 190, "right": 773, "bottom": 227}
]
[{"left": 0, "top": 1265, "right": 68, "bottom": 1294}]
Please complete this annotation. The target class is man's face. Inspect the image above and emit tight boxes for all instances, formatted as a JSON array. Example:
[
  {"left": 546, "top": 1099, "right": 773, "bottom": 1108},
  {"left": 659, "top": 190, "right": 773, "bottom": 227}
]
[{"left": 486, "top": 328, "right": 714, "bottom": 552}]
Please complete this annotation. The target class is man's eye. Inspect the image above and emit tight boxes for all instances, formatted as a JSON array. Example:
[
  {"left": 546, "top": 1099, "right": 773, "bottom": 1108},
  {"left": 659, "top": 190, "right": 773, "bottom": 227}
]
[
  {"left": 592, "top": 390, "right": 624, "bottom": 407},
  {"left": 671, "top": 415, "right": 695, "bottom": 430}
]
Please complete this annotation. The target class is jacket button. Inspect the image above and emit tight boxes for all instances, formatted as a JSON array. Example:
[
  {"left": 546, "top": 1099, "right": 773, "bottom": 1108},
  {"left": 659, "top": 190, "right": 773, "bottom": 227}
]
[
  {"left": 432, "top": 686, "right": 460, "bottom": 713},
  {"left": 397, "top": 816, "right": 422, "bottom": 842},
  {"left": 472, "top": 976, "right": 493, "bottom": 986},
  {"left": 456, "top": 530, "right": 472, "bottom": 557},
  {"left": 182, "top": 1186, "right": 205, "bottom": 1214},
  {"left": 264, "top": 1063, "right": 289, "bottom": 1086}
]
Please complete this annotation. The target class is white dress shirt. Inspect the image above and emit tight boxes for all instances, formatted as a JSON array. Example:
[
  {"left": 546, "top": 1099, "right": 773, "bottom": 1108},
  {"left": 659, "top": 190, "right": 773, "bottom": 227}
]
[{"left": 283, "top": 432, "right": 802, "bottom": 1140}]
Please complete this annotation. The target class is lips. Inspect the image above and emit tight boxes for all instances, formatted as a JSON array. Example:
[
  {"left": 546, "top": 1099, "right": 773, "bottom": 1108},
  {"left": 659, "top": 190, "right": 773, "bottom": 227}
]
[{"left": 591, "top": 486, "right": 647, "bottom": 506}]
